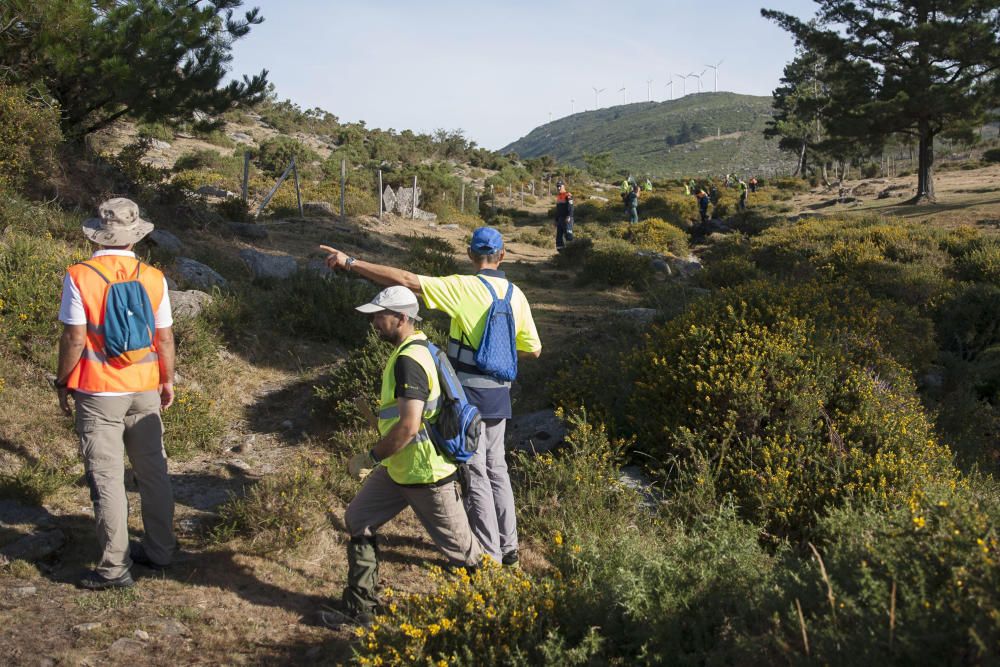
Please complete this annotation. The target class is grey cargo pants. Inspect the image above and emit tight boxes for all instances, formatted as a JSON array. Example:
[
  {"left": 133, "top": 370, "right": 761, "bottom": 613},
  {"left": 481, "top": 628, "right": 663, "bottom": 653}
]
[{"left": 464, "top": 418, "right": 518, "bottom": 562}]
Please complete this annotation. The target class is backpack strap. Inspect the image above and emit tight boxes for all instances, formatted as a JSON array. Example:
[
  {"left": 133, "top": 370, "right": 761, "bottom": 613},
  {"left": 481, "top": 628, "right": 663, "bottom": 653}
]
[
  {"left": 476, "top": 274, "right": 513, "bottom": 303},
  {"left": 79, "top": 261, "right": 111, "bottom": 284}
]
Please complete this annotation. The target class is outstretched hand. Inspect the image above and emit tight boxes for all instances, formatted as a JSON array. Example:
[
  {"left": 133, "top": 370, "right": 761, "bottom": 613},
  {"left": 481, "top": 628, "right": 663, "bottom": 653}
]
[{"left": 319, "top": 245, "right": 349, "bottom": 271}]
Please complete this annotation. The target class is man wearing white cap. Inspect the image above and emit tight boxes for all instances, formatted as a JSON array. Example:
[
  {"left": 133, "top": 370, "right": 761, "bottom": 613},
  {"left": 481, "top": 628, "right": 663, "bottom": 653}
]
[
  {"left": 323, "top": 286, "right": 483, "bottom": 627},
  {"left": 320, "top": 228, "right": 542, "bottom": 568},
  {"left": 54, "top": 198, "right": 176, "bottom": 590}
]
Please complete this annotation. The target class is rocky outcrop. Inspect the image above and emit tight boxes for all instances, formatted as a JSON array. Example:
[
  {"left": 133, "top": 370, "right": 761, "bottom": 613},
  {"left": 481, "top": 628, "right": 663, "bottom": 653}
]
[
  {"left": 239, "top": 248, "right": 297, "bottom": 280},
  {"left": 174, "top": 257, "right": 228, "bottom": 290}
]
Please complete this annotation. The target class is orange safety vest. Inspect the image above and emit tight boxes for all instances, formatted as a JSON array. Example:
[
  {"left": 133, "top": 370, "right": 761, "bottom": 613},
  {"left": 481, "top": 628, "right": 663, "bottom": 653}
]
[{"left": 65, "top": 255, "right": 166, "bottom": 393}]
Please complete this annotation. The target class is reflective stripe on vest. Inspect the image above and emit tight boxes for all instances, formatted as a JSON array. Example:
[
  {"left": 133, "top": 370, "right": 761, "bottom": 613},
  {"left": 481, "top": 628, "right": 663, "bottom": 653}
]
[
  {"left": 65, "top": 256, "right": 165, "bottom": 393},
  {"left": 377, "top": 333, "right": 454, "bottom": 486},
  {"left": 446, "top": 339, "right": 511, "bottom": 389}
]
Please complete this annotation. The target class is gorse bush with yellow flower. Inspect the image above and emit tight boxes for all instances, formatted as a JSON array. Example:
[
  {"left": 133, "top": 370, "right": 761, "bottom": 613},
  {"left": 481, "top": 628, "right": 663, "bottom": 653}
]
[{"left": 352, "top": 560, "right": 596, "bottom": 666}]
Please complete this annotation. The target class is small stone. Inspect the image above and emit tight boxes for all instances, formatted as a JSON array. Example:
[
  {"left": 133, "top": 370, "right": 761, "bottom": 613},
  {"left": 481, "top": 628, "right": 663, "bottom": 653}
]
[
  {"left": 147, "top": 229, "right": 184, "bottom": 254},
  {"left": 281, "top": 420, "right": 294, "bottom": 430},
  {"left": 174, "top": 258, "right": 228, "bottom": 290},
  {"left": 73, "top": 622, "right": 103, "bottom": 635},
  {"left": 196, "top": 185, "right": 237, "bottom": 199},
  {"left": 0, "top": 529, "right": 65, "bottom": 563},
  {"left": 229, "top": 132, "right": 254, "bottom": 144},
  {"left": 149, "top": 139, "right": 171, "bottom": 150},
  {"left": 134, "top": 629, "right": 150, "bottom": 641},
  {"left": 169, "top": 290, "right": 213, "bottom": 320},
  {"left": 239, "top": 248, "right": 297, "bottom": 280},
  {"left": 147, "top": 619, "right": 189, "bottom": 637},
  {"left": 109, "top": 638, "right": 145, "bottom": 658},
  {"left": 7, "top": 582, "right": 36, "bottom": 596}
]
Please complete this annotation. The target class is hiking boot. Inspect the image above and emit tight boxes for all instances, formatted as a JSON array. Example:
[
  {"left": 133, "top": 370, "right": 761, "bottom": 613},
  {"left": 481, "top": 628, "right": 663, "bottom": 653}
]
[
  {"left": 501, "top": 551, "right": 520, "bottom": 568},
  {"left": 78, "top": 570, "right": 135, "bottom": 590},
  {"left": 317, "top": 604, "right": 373, "bottom": 629},
  {"left": 129, "top": 542, "right": 169, "bottom": 571}
]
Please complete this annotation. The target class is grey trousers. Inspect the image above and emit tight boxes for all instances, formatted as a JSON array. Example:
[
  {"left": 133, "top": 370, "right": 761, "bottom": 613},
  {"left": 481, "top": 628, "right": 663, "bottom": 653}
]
[
  {"left": 464, "top": 419, "right": 518, "bottom": 561},
  {"left": 74, "top": 391, "right": 175, "bottom": 578}
]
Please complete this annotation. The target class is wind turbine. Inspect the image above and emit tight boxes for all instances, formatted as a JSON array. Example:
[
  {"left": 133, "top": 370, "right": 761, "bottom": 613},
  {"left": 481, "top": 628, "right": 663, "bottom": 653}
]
[
  {"left": 705, "top": 59, "right": 723, "bottom": 92},
  {"left": 646, "top": 78, "right": 654, "bottom": 102},
  {"left": 674, "top": 73, "right": 687, "bottom": 97},
  {"left": 592, "top": 86, "right": 606, "bottom": 108},
  {"left": 548, "top": 111, "right": 553, "bottom": 123},
  {"left": 619, "top": 84, "right": 627, "bottom": 105},
  {"left": 665, "top": 80, "right": 674, "bottom": 100},
  {"left": 571, "top": 98, "right": 575, "bottom": 114},
  {"left": 685, "top": 71, "right": 703, "bottom": 93}
]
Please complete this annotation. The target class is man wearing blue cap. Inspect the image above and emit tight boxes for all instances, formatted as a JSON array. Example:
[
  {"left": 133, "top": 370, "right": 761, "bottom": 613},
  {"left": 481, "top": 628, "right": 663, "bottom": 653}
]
[{"left": 320, "top": 227, "right": 542, "bottom": 566}]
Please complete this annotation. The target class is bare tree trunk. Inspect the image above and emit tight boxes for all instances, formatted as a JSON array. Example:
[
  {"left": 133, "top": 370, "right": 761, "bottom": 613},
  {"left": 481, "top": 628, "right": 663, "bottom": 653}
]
[
  {"left": 912, "top": 120, "right": 936, "bottom": 204},
  {"left": 794, "top": 141, "right": 807, "bottom": 177}
]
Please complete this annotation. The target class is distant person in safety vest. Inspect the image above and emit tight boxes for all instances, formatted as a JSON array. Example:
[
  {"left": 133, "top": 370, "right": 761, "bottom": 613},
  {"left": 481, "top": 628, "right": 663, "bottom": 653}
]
[
  {"left": 319, "top": 286, "right": 484, "bottom": 627},
  {"left": 55, "top": 198, "right": 176, "bottom": 590},
  {"left": 738, "top": 179, "right": 749, "bottom": 211},
  {"left": 320, "top": 227, "right": 542, "bottom": 567},
  {"left": 554, "top": 180, "right": 575, "bottom": 250}
]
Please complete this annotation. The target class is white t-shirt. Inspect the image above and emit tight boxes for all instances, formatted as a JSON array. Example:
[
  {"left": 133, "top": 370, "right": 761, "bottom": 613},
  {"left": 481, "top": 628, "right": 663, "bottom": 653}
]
[{"left": 59, "top": 250, "right": 173, "bottom": 396}]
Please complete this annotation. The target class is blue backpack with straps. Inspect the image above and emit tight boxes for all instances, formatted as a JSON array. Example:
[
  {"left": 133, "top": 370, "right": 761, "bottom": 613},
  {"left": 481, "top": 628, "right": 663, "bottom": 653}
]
[
  {"left": 80, "top": 260, "right": 156, "bottom": 366},
  {"left": 406, "top": 339, "right": 482, "bottom": 464},
  {"left": 473, "top": 275, "right": 518, "bottom": 382}
]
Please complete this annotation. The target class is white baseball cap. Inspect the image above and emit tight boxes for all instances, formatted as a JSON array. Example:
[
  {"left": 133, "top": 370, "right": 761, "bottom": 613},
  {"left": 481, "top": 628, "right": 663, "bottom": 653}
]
[{"left": 355, "top": 285, "right": 422, "bottom": 321}]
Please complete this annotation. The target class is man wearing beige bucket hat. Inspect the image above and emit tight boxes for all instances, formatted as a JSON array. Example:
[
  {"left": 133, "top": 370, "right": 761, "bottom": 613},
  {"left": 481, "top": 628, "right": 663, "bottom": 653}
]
[{"left": 55, "top": 197, "right": 177, "bottom": 590}]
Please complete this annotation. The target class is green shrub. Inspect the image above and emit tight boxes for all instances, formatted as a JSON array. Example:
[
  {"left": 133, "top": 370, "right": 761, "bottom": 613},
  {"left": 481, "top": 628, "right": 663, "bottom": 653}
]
[
  {"left": 256, "top": 272, "right": 378, "bottom": 345},
  {"left": 628, "top": 292, "right": 954, "bottom": 537},
  {"left": 983, "top": 148, "right": 1000, "bottom": 164},
  {"left": 578, "top": 239, "right": 652, "bottom": 289},
  {"left": 795, "top": 478, "right": 1000, "bottom": 664},
  {"left": 313, "top": 329, "right": 394, "bottom": 429},
  {"left": 0, "top": 84, "right": 62, "bottom": 189},
  {"left": 0, "top": 458, "right": 75, "bottom": 504},
  {"left": 256, "top": 136, "right": 319, "bottom": 178},
  {"left": 173, "top": 149, "right": 241, "bottom": 173},
  {"left": 355, "top": 560, "right": 585, "bottom": 666},
  {"left": 212, "top": 464, "right": 329, "bottom": 553},
  {"left": 0, "top": 231, "right": 85, "bottom": 366},
  {"left": 955, "top": 240, "right": 1000, "bottom": 284},
  {"left": 136, "top": 122, "right": 174, "bottom": 142},
  {"left": 611, "top": 217, "right": 689, "bottom": 256},
  {"left": 162, "top": 387, "right": 225, "bottom": 458},
  {"left": 513, "top": 412, "right": 638, "bottom": 539},
  {"left": 405, "top": 236, "right": 459, "bottom": 276}
]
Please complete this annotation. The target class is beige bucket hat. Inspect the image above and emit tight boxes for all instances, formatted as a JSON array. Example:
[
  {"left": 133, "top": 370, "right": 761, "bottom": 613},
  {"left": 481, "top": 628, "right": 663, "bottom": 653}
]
[{"left": 82, "top": 198, "right": 154, "bottom": 246}]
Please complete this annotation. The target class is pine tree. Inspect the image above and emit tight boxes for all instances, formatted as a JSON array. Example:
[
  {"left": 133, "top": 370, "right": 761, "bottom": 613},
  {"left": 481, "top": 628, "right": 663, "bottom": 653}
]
[
  {"left": 763, "top": 1, "right": 1000, "bottom": 203},
  {"left": 0, "top": 0, "right": 269, "bottom": 137}
]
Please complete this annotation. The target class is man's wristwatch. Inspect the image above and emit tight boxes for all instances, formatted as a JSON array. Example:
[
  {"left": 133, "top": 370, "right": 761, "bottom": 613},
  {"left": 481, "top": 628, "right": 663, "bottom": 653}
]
[{"left": 345, "top": 256, "right": 356, "bottom": 271}]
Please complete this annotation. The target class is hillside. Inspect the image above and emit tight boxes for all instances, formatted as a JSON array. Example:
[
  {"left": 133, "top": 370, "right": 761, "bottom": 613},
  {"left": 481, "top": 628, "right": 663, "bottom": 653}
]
[{"left": 502, "top": 92, "right": 796, "bottom": 178}]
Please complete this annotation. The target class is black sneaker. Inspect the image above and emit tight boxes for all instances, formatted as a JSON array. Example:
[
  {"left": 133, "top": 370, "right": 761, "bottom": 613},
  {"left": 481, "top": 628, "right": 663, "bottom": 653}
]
[
  {"left": 78, "top": 570, "right": 135, "bottom": 590},
  {"left": 129, "top": 542, "right": 169, "bottom": 571},
  {"left": 501, "top": 551, "right": 520, "bottom": 568}
]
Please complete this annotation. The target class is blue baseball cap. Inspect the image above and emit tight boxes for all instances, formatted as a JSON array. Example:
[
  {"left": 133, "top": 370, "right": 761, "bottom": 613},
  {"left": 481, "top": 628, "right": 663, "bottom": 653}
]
[{"left": 470, "top": 227, "right": 504, "bottom": 255}]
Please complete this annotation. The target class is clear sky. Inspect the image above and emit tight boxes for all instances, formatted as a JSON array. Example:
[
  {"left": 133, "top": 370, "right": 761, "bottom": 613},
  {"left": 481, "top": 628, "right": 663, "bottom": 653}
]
[{"left": 228, "top": 0, "right": 819, "bottom": 150}]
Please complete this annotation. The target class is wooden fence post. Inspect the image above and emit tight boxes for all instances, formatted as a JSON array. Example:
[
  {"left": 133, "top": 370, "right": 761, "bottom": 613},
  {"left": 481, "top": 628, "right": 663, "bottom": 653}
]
[
  {"left": 412, "top": 175, "right": 418, "bottom": 219},
  {"left": 241, "top": 152, "right": 250, "bottom": 204},
  {"left": 378, "top": 169, "right": 383, "bottom": 218},
  {"left": 291, "top": 156, "right": 304, "bottom": 218},
  {"left": 340, "top": 159, "right": 346, "bottom": 219},
  {"left": 460, "top": 182, "right": 465, "bottom": 213}
]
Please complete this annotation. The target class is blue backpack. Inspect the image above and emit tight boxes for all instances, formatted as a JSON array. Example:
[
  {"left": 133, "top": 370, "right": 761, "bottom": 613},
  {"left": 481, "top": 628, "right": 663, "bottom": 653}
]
[
  {"left": 80, "top": 260, "right": 156, "bottom": 366},
  {"left": 473, "top": 275, "right": 518, "bottom": 382},
  {"left": 406, "top": 339, "right": 482, "bottom": 464}
]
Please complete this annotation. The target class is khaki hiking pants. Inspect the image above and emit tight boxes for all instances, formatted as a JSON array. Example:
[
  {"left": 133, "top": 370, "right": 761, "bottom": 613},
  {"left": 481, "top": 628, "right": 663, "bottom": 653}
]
[
  {"left": 75, "top": 390, "right": 175, "bottom": 579},
  {"left": 342, "top": 466, "right": 483, "bottom": 615}
]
